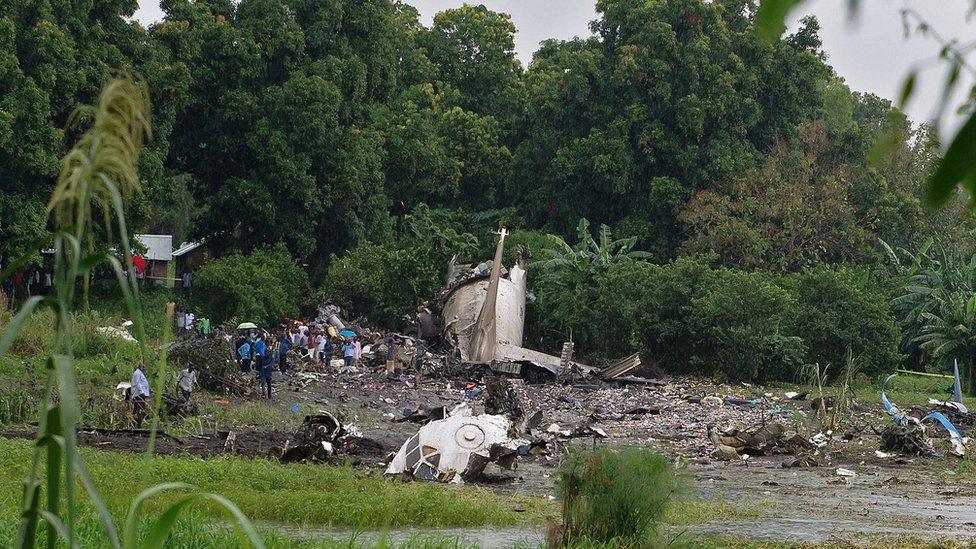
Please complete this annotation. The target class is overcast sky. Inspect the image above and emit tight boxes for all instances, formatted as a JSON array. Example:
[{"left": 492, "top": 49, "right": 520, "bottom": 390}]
[{"left": 133, "top": 0, "right": 976, "bottom": 136}]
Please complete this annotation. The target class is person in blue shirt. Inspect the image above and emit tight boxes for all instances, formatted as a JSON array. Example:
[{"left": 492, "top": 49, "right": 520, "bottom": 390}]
[
  {"left": 258, "top": 336, "right": 276, "bottom": 399},
  {"left": 252, "top": 333, "right": 266, "bottom": 363},
  {"left": 237, "top": 338, "right": 252, "bottom": 373},
  {"left": 278, "top": 331, "right": 292, "bottom": 374},
  {"left": 342, "top": 339, "right": 356, "bottom": 369}
]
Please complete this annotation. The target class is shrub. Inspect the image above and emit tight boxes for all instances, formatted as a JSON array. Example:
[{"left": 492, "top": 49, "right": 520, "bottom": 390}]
[
  {"left": 325, "top": 241, "right": 443, "bottom": 329},
  {"left": 555, "top": 447, "right": 678, "bottom": 547},
  {"left": 193, "top": 243, "right": 310, "bottom": 326},
  {"left": 324, "top": 204, "right": 481, "bottom": 329},
  {"left": 792, "top": 269, "right": 900, "bottom": 378},
  {"left": 687, "top": 268, "right": 804, "bottom": 383}
]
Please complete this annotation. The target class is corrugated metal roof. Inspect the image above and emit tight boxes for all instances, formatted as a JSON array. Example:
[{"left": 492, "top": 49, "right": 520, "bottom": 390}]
[
  {"left": 135, "top": 234, "right": 173, "bottom": 261},
  {"left": 172, "top": 240, "right": 205, "bottom": 257}
]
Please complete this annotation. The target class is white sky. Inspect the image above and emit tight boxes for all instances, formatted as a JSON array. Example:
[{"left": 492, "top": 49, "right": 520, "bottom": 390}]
[{"left": 133, "top": 0, "right": 976, "bottom": 136}]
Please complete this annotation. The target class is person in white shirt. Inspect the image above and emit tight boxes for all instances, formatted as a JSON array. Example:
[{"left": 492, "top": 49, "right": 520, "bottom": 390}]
[
  {"left": 316, "top": 333, "right": 329, "bottom": 366},
  {"left": 177, "top": 366, "right": 197, "bottom": 400},
  {"left": 130, "top": 363, "right": 151, "bottom": 426}
]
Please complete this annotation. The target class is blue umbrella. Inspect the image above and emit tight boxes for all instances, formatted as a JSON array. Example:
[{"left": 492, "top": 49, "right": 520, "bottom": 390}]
[{"left": 339, "top": 329, "right": 357, "bottom": 338}]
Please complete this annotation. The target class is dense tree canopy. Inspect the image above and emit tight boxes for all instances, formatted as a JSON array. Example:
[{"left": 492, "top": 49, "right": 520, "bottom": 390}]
[
  {"left": 0, "top": 0, "right": 947, "bottom": 269},
  {"left": 1, "top": 0, "right": 970, "bottom": 377}
]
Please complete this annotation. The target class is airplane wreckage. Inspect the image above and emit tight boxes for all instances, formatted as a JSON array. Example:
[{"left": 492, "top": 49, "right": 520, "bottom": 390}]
[{"left": 386, "top": 229, "right": 641, "bottom": 483}]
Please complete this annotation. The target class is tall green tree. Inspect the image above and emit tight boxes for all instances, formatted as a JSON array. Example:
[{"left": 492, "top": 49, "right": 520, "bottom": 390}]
[
  {"left": 511, "top": 0, "right": 829, "bottom": 258},
  {"left": 422, "top": 4, "right": 523, "bottom": 126},
  {"left": 0, "top": 0, "right": 146, "bottom": 260}
]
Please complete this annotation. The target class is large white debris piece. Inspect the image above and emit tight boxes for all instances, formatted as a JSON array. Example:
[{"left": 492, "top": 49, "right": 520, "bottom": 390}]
[{"left": 385, "top": 405, "right": 519, "bottom": 483}]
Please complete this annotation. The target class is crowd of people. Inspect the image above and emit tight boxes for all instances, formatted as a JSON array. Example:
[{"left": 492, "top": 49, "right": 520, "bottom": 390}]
[
  {"left": 0, "top": 266, "right": 53, "bottom": 299},
  {"left": 234, "top": 321, "right": 397, "bottom": 398},
  {"left": 233, "top": 322, "right": 374, "bottom": 400}
]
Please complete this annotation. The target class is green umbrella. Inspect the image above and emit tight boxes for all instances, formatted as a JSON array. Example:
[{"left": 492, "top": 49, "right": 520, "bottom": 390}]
[{"left": 236, "top": 322, "right": 258, "bottom": 330}]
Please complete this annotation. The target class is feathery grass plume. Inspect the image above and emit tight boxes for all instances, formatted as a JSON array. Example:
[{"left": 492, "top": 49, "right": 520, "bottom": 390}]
[
  {"left": 2, "top": 76, "right": 264, "bottom": 548},
  {"left": 48, "top": 76, "right": 150, "bottom": 237},
  {"left": 47, "top": 76, "right": 150, "bottom": 311}
]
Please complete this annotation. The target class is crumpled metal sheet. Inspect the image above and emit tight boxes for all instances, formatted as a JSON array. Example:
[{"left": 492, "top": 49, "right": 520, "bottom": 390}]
[
  {"left": 385, "top": 405, "right": 519, "bottom": 483},
  {"left": 881, "top": 373, "right": 967, "bottom": 457}
]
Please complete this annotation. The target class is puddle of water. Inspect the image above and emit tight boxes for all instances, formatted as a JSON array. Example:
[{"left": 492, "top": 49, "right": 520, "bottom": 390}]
[
  {"left": 689, "top": 517, "right": 965, "bottom": 542},
  {"left": 259, "top": 523, "right": 543, "bottom": 548}
]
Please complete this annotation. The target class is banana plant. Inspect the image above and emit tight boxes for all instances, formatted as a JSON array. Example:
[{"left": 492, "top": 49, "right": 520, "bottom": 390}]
[
  {"left": 914, "top": 294, "right": 976, "bottom": 395},
  {"left": 0, "top": 77, "right": 263, "bottom": 547},
  {"left": 533, "top": 218, "right": 652, "bottom": 279}
]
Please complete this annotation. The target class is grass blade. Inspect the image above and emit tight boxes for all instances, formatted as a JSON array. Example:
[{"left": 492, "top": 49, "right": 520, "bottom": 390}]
[
  {"left": 43, "top": 406, "right": 63, "bottom": 549},
  {"left": 123, "top": 482, "right": 194, "bottom": 549},
  {"left": 38, "top": 511, "right": 71, "bottom": 545},
  {"left": 50, "top": 355, "right": 81, "bottom": 548},
  {"left": 72, "top": 453, "right": 121, "bottom": 549}
]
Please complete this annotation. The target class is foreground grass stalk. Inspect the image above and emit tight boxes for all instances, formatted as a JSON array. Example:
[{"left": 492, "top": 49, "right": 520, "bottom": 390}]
[{"left": 2, "top": 76, "right": 263, "bottom": 548}]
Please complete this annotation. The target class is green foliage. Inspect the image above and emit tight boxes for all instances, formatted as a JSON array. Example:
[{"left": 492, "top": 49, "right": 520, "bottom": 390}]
[
  {"left": 0, "top": 437, "right": 548, "bottom": 534},
  {"left": 792, "top": 269, "right": 900, "bottom": 378},
  {"left": 325, "top": 205, "right": 481, "bottom": 329},
  {"left": 888, "top": 239, "right": 976, "bottom": 393},
  {"left": 687, "top": 269, "right": 804, "bottom": 383},
  {"left": 556, "top": 447, "right": 678, "bottom": 547},
  {"left": 326, "top": 241, "right": 442, "bottom": 329},
  {"left": 530, "top": 256, "right": 900, "bottom": 383},
  {"left": 0, "top": 0, "right": 944, "bottom": 287},
  {"left": 193, "top": 243, "right": 310, "bottom": 327},
  {"left": 531, "top": 219, "right": 651, "bottom": 344},
  {"left": 0, "top": 76, "right": 264, "bottom": 549},
  {"left": 513, "top": 0, "right": 829, "bottom": 256},
  {"left": 423, "top": 4, "right": 523, "bottom": 124}
]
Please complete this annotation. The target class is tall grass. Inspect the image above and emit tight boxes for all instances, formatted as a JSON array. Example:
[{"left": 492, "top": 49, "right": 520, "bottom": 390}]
[
  {"left": 0, "top": 77, "right": 262, "bottom": 548},
  {"left": 553, "top": 447, "right": 679, "bottom": 548}
]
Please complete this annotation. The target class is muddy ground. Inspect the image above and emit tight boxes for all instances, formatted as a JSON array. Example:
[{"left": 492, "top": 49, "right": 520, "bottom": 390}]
[{"left": 9, "top": 366, "right": 975, "bottom": 543}]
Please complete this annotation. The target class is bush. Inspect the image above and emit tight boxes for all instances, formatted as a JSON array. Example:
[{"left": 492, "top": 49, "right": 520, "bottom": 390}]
[
  {"left": 555, "top": 447, "right": 678, "bottom": 547},
  {"left": 531, "top": 257, "right": 898, "bottom": 384},
  {"left": 791, "top": 268, "right": 900, "bottom": 378},
  {"left": 687, "top": 269, "right": 804, "bottom": 383},
  {"left": 193, "top": 243, "right": 310, "bottom": 327},
  {"left": 324, "top": 204, "right": 483, "bottom": 329},
  {"left": 324, "top": 241, "right": 443, "bottom": 329}
]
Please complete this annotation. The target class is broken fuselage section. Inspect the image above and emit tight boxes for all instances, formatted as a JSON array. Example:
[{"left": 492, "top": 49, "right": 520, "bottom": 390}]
[{"left": 438, "top": 229, "right": 581, "bottom": 380}]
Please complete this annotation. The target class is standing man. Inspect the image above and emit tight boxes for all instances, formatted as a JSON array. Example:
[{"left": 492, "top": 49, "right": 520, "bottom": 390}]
[
  {"left": 278, "top": 331, "right": 292, "bottom": 374},
  {"left": 318, "top": 330, "right": 332, "bottom": 367},
  {"left": 177, "top": 365, "right": 197, "bottom": 401},
  {"left": 342, "top": 339, "right": 356, "bottom": 370},
  {"left": 185, "top": 311, "right": 195, "bottom": 335},
  {"left": 385, "top": 334, "right": 398, "bottom": 376},
  {"left": 306, "top": 328, "right": 317, "bottom": 362},
  {"left": 237, "top": 336, "right": 252, "bottom": 373},
  {"left": 131, "top": 363, "right": 151, "bottom": 427},
  {"left": 352, "top": 337, "right": 362, "bottom": 369},
  {"left": 252, "top": 332, "right": 266, "bottom": 367},
  {"left": 258, "top": 336, "right": 276, "bottom": 399}
]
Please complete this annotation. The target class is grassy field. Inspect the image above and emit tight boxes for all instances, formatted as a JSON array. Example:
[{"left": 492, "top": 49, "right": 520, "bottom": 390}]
[{"left": 0, "top": 435, "right": 554, "bottom": 546}]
